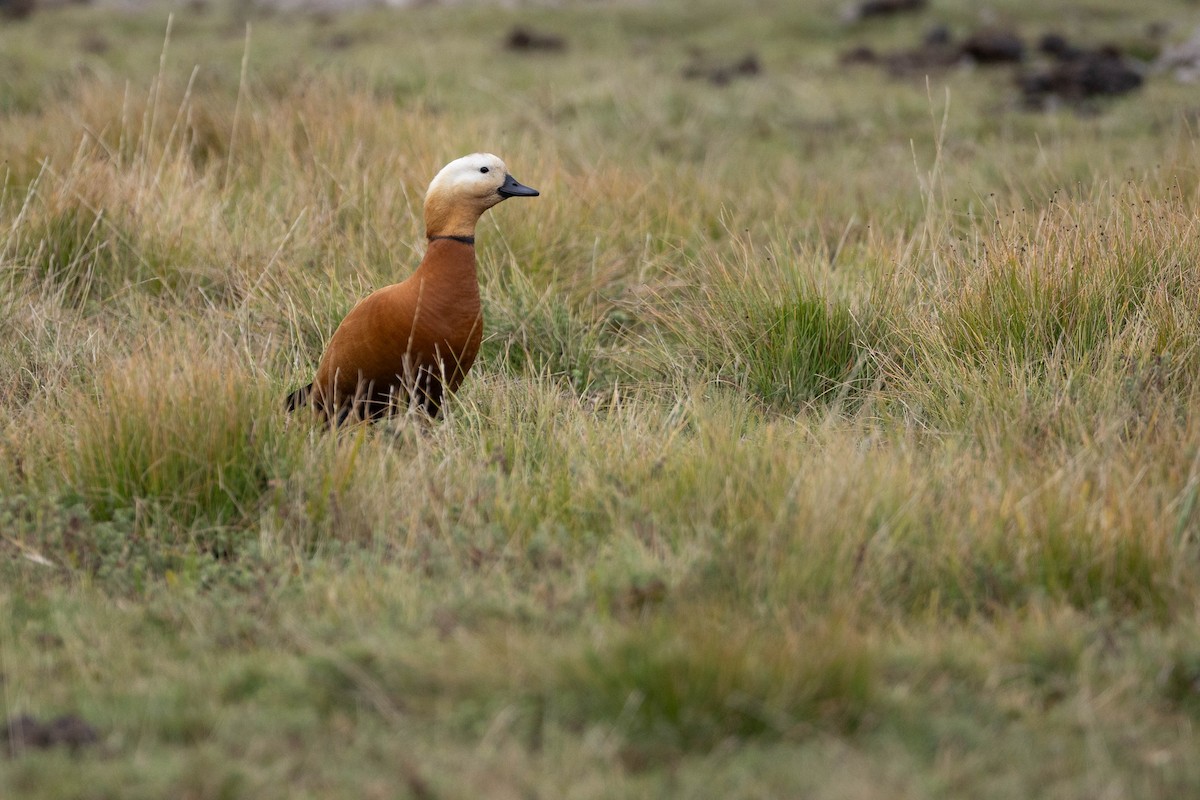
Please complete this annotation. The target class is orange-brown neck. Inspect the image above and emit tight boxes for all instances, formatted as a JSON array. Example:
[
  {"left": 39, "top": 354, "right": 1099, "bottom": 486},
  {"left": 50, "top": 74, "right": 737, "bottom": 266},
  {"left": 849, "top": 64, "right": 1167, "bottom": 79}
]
[
  {"left": 424, "top": 192, "right": 488, "bottom": 239},
  {"left": 414, "top": 237, "right": 479, "bottom": 285}
]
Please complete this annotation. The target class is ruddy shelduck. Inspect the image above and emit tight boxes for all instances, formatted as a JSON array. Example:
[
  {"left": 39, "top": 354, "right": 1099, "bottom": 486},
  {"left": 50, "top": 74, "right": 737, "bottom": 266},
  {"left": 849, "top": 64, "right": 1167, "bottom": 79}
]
[{"left": 286, "top": 153, "right": 539, "bottom": 422}]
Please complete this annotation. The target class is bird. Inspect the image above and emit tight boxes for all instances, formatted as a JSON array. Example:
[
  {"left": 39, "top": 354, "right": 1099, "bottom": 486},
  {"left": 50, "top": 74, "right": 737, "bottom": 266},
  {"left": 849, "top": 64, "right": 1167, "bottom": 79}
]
[{"left": 285, "top": 153, "right": 539, "bottom": 423}]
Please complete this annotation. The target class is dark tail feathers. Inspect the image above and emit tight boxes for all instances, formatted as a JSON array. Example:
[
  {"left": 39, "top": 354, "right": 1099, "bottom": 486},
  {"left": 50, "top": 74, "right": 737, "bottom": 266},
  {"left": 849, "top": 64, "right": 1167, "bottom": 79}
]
[{"left": 285, "top": 382, "right": 313, "bottom": 413}]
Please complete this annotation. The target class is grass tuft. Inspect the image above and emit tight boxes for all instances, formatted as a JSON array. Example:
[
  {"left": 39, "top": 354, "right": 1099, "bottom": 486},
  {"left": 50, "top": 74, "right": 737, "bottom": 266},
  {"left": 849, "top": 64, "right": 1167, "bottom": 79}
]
[
  {"left": 14, "top": 203, "right": 141, "bottom": 307},
  {"left": 65, "top": 343, "right": 297, "bottom": 535},
  {"left": 554, "top": 613, "right": 875, "bottom": 752},
  {"left": 666, "top": 239, "right": 880, "bottom": 411},
  {"left": 479, "top": 265, "right": 615, "bottom": 396}
]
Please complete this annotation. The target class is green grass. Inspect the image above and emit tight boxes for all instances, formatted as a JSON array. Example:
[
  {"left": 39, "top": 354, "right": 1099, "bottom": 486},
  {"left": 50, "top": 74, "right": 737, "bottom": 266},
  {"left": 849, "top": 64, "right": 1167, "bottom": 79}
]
[
  {"left": 66, "top": 344, "right": 295, "bottom": 529},
  {"left": 3, "top": 0, "right": 1200, "bottom": 797}
]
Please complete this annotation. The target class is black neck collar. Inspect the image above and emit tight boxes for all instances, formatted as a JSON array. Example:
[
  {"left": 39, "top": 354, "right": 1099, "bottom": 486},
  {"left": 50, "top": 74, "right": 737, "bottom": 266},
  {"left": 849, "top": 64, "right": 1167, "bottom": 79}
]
[{"left": 429, "top": 235, "right": 475, "bottom": 246}]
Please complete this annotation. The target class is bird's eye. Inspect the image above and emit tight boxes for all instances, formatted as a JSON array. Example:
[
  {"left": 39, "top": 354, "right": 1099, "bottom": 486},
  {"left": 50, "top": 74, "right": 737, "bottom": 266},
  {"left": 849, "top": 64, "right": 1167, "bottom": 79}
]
[{"left": 479, "top": 167, "right": 490, "bottom": 174}]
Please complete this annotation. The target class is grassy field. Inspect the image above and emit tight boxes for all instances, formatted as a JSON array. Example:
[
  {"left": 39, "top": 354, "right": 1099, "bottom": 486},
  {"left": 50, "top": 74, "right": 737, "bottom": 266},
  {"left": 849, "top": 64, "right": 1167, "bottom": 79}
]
[{"left": 3, "top": 0, "right": 1200, "bottom": 796}]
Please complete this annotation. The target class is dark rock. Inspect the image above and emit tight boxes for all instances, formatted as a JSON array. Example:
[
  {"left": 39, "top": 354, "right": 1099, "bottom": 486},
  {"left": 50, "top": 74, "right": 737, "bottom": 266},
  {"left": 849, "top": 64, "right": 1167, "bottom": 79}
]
[
  {"left": 683, "top": 53, "right": 762, "bottom": 86},
  {"left": 45, "top": 715, "right": 99, "bottom": 751},
  {"left": 1039, "top": 32, "right": 1082, "bottom": 61},
  {"left": 961, "top": 29, "right": 1025, "bottom": 64},
  {"left": 1020, "top": 49, "right": 1143, "bottom": 107},
  {"left": 839, "top": 26, "right": 960, "bottom": 76},
  {"left": 0, "top": 0, "right": 36, "bottom": 20},
  {"left": 1075, "top": 54, "right": 1143, "bottom": 95},
  {"left": 839, "top": 45, "right": 879, "bottom": 65},
  {"left": 733, "top": 54, "right": 761, "bottom": 77},
  {"left": 505, "top": 26, "right": 566, "bottom": 53},
  {"left": 847, "top": 0, "right": 926, "bottom": 21},
  {"left": 3, "top": 713, "right": 99, "bottom": 755},
  {"left": 3, "top": 715, "right": 44, "bottom": 752},
  {"left": 923, "top": 25, "right": 953, "bottom": 47}
]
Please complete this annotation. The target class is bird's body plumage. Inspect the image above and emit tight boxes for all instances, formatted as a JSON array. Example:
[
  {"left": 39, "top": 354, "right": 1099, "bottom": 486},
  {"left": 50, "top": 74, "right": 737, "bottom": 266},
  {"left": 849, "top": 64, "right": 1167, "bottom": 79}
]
[{"left": 286, "top": 154, "right": 538, "bottom": 423}]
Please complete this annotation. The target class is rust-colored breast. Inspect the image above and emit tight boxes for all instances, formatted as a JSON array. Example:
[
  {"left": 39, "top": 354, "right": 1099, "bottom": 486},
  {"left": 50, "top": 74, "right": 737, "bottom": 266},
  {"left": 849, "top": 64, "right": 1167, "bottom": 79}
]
[{"left": 311, "top": 239, "right": 482, "bottom": 418}]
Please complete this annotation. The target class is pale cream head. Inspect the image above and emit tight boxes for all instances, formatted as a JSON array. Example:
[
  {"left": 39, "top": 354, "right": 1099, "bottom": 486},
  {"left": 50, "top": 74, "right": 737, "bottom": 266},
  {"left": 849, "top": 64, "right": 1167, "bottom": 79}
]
[{"left": 423, "top": 153, "right": 539, "bottom": 239}]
